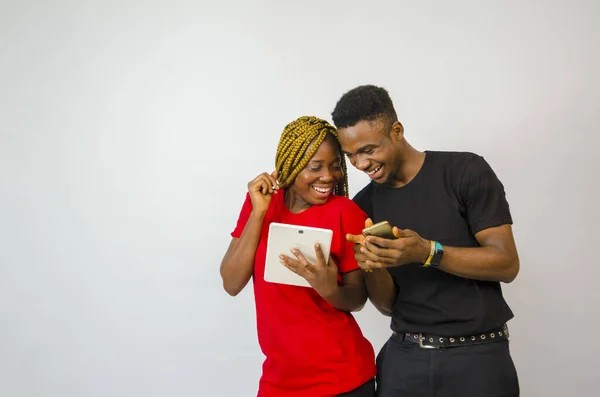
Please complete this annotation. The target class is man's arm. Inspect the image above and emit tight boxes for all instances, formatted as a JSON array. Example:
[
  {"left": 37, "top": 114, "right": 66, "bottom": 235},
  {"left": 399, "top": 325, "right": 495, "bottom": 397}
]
[
  {"left": 435, "top": 224, "right": 519, "bottom": 283},
  {"left": 364, "top": 269, "right": 396, "bottom": 316},
  {"left": 362, "top": 223, "right": 519, "bottom": 283},
  {"left": 438, "top": 153, "right": 519, "bottom": 282},
  {"left": 347, "top": 220, "right": 398, "bottom": 315},
  {"left": 360, "top": 154, "right": 519, "bottom": 283}
]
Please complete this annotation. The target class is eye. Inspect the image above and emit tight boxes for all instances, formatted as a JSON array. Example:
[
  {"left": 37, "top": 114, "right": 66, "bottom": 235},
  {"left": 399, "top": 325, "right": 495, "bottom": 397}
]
[
  {"left": 364, "top": 148, "right": 375, "bottom": 155},
  {"left": 308, "top": 166, "right": 322, "bottom": 172}
]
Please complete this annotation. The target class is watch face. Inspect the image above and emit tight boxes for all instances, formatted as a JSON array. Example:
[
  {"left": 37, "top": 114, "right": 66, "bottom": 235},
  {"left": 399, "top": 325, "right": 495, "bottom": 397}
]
[{"left": 431, "top": 242, "right": 444, "bottom": 265}]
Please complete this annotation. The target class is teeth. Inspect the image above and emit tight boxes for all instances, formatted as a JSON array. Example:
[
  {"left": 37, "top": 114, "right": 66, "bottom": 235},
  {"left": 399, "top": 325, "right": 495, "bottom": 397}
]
[
  {"left": 367, "top": 165, "right": 382, "bottom": 175},
  {"left": 313, "top": 186, "right": 331, "bottom": 193}
]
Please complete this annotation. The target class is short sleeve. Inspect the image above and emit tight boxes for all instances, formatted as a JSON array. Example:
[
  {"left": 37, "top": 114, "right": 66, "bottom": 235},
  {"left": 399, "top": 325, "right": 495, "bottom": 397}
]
[
  {"left": 460, "top": 155, "right": 513, "bottom": 234},
  {"left": 231, "top": 193, "right": 253, "bottom": 238},
  {"left": 337, "top": 201, "right": 368, "bottom": 273}
]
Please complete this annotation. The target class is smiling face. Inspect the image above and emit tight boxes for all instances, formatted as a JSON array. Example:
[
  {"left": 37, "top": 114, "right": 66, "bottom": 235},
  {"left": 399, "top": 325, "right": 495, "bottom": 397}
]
[
  {"left": 286, "top": 134, "right": 344, "bottom": 211},
  {"left": 337, "top": 118, "right": 404, "bottom": 185}
]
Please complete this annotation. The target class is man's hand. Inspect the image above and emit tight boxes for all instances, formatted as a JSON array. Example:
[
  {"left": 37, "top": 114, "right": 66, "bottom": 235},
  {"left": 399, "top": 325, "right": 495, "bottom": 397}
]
[
  {"left": 363, "top": 228, "right": 431, "bottom": 268},
  {"left": 279, "top": 243, "right": 339, "bottom": 297},
  {"left": 346, "top": 218, "right": 372, "bottom": 271},
  {"left": 347, "top": 218, "right": 431, "bottom": 270}
]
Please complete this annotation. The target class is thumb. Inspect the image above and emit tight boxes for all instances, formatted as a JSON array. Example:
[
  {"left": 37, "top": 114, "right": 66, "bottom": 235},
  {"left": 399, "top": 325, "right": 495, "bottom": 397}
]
[
  {"left": 394, "top": 227, "right": 414, "bottom": 238},
  {"left": 346, "top": 233, "right": 364, "bottom": 244},
  {"left": 271, "top": 170, "right": 279, "bottom": 182},
  {"left": 364, "top": 218, "right": 374, "bottom": 228}
]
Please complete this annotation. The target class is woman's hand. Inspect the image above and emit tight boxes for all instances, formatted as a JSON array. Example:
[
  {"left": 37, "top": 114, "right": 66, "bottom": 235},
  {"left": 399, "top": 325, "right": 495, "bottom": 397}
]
[
  {"left": 279, "top": 243, "right": 339, "bottom": 298},
  {"left": 247, "top": 170, "right": 279, "bottom": 214}
]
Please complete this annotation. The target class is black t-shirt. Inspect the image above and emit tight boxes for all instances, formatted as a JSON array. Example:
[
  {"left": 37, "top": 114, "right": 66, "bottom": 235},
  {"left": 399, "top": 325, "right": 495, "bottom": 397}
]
[{"left": 353, "top": 150, "right": 514, "bottom": 337}]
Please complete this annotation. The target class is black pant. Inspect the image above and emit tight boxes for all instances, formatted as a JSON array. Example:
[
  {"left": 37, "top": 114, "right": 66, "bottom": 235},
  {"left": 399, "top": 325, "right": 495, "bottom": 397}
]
[
  {"left": 338, "top": 378, "right": 376, "bottom": 397},
  {"left": 376, "top": 334, "right": 519, "bottom": 397}
]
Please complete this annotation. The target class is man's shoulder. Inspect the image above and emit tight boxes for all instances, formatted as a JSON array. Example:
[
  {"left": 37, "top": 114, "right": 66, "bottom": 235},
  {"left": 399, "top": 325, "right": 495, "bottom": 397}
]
[
  {"left": 351, "top": 182, "right": 375, "bottom": 202},
  {"left": 427, "top": 150, "right": 490, "bottom": 178},
  {"left": 349, "top": 183, "right": 376, "bottom": 217},
  {"left": 428, "top": 150, "right": 482, "bottom": 166}
]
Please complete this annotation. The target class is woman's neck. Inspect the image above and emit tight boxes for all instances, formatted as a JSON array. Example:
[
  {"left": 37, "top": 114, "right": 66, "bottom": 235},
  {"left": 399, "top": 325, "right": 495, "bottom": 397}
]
[{"left": 284, "top": 189, "right": 312, "bottom": 214}]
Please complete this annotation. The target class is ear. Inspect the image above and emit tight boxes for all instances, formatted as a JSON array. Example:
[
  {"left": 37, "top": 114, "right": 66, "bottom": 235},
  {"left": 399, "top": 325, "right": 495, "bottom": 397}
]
[{"left": 389, "top": 121, "right": 404, "bottom": 142}]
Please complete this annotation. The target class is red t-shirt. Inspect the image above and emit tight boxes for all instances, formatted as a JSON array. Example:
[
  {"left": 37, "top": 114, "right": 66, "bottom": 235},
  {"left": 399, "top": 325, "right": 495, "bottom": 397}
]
[{"left": 231, "top": 191, "right": 376, "bottom": 397}]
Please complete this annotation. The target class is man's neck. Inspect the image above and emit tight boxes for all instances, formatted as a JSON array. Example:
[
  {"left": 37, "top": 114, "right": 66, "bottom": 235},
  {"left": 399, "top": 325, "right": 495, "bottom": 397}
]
[{"left": 390, "top": 146, "right": 426, "bottom": 188}]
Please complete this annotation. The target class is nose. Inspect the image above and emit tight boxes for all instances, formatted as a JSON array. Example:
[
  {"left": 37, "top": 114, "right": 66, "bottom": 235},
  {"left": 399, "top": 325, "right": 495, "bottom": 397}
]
[
  {"left": 319, "top": 169, "right": 334, "bottom": 182},
  {"left": 354, "top": 155, "right": 370, "bottom": 171}
]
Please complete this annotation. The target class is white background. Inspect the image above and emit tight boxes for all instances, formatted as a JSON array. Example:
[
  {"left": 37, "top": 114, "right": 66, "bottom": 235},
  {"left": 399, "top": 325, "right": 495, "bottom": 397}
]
[{"left": 1, "top": 1, "right": 599, "bottom": 396}]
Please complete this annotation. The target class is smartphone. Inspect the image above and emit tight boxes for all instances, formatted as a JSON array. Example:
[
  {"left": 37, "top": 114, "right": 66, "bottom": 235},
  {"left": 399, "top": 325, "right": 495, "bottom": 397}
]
[{"left": 362, "top": 221, "right": 396, "bottom": 239}]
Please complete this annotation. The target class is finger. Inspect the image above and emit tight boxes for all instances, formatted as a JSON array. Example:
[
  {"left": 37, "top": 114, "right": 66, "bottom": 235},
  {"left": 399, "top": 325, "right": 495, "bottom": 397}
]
[
  {"left": 361, "top": 243, "right": 397, "bottom": 264},
  {"left": 250, "top": 175, "right": 273, "bottom": 194},
  {"left": 250, "top": 173, "right": 264, "bottom": 184},
  {"left": 280, "top": 259, "right": 307, "bottom": 277},
  {"left": 365, "top": 239, "right": 398, "bottom": 259},
  {"left": 346, "top": 233, "right": 365, "bottom": 245},
  {"left": 366, "top": 235, "right": 401, "bottom": 249},
  {"left": 354, "top": 257, "right": 371, "bottom": 271},
  {"left": 353, "top": 249, "right": 368, "bottom": 263},
  {"left": 290, "top": 249, "right": 314, "bottom": 272},
  {"left": 263, "top": 172, "right": 279, "bottom": 192},
  {"left": 394, "top": 228, "right": 415, "bottom": 238},
  {"left": 365, "top": 260, "right": 385, "bottom": 269},
  {"left": 265, "top": 172, "right": 277, "bottom": 187},
  {"left": 259, "top": 175, "right": 276, "bottom": 194},
  {"left": 279, "top": 254, "right": 309, "bottom": 277},
  {"left": 249, "top": 178, "right": 266, "bottom": 194},
  {"left": 260, "top": 179, "right": 270, "bottom": 195},
  {"left": 353, "top": 244, "right": 366, "bottom": 256},
  {"left": 250, "top": 176, "right": 268, "bottom": 194},
  {"left": 270, "top": 170, "right": 280, "bottom": 190},
  {"left": 357, "top": 257, "right": 374, "bottom": 272},
  {"left": 358, "top": 244, "right": 388, "bottom": 263},
  {"left": 314, "top": 243, "right": 326, "bottom": 266}
]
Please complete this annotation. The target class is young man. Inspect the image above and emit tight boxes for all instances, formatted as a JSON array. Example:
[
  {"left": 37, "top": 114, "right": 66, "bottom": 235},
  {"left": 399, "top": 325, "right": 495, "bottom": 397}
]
[{"left": 331, "top": 85, "right": 520, "bottom": 397}]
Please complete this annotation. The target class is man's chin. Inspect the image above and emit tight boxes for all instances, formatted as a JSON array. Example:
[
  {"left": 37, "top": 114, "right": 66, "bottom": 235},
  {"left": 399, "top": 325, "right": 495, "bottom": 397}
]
[{"left": 371, "top": 173, "right": 394, "bottom": 186}]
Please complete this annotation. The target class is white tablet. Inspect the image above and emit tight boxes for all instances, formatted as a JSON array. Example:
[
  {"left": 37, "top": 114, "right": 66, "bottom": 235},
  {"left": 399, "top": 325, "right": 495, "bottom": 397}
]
[{"left": 264, "top": 222, "right": 334, "bottom": 288}]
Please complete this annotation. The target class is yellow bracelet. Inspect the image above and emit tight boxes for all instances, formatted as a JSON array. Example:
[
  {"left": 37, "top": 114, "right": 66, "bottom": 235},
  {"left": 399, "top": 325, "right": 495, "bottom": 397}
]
[{"left": 423, "top": 240, "right": 435, "bottom": 267}]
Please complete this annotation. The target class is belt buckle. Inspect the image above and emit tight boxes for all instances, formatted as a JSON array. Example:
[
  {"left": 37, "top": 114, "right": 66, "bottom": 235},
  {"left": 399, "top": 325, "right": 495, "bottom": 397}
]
[{"left": 417, "top": 333, "right": 437, "bottom": 349}]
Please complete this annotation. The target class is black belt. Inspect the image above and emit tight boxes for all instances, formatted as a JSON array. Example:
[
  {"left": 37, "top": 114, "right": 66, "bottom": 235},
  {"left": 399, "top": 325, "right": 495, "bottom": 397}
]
[{"left": 392, "top": 324, "right": 510, "bottom": 349}]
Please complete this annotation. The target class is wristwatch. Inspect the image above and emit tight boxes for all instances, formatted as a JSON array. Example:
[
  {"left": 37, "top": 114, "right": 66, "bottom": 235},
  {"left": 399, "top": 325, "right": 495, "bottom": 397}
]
[{"left": 430, "top": 241, "right": 444, "bottom": 267}]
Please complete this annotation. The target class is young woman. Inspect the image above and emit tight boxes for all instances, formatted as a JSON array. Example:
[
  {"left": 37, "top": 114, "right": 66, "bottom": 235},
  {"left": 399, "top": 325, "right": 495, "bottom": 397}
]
[{"left": 220, "top": 116, "right": 376, "bottom": 397}]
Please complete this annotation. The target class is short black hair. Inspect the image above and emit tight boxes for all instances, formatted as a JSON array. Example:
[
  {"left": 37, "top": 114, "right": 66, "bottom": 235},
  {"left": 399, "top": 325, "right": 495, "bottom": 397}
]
[{"left": 331, "top": 85, "right": 398, "bottom": 129}]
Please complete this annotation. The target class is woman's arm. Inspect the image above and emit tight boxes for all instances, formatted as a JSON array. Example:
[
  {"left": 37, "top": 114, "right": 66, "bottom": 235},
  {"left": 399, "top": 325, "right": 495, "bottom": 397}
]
[
  {"left": 320, "top": 269, "right": 368, "bottom": 312},
  {"left": 220, "top": 171, "right": 279, "bottom": 296},
  {"left": 280, "top": 245, "right": 367, "bottom": 312},
  {"left": 219, "top": 210, "right": 265, "bottom": 296}
]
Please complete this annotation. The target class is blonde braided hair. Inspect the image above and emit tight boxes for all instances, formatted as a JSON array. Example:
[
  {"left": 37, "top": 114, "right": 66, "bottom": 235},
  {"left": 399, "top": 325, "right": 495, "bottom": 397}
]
[{"left": 275, "top": 116, "right": 349, "bottom": 198}]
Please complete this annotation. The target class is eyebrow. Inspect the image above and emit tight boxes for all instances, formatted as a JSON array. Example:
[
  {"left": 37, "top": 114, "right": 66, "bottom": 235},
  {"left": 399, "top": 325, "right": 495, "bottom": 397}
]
[
  {"left": 343, "top": 145, "right": 377, "bottom": 155},
  {"left": 309, "top": 156, "right": 341, "bottom": 163}
]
